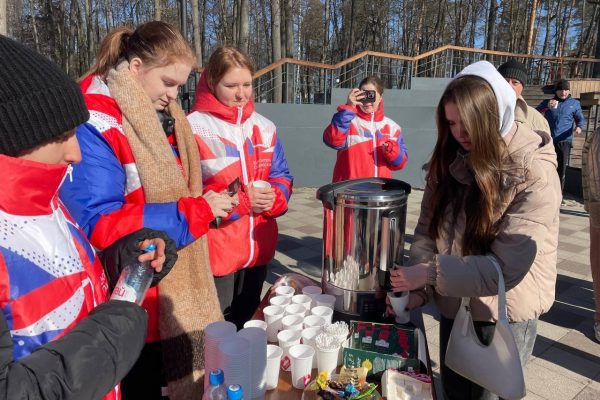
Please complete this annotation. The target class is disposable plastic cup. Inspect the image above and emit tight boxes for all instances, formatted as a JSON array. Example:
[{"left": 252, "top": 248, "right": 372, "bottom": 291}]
[
  {"left": 285, "top": 303, "right": 308, "bottom": 318},
  {"left": 303, "top": 315, "right": 326, "bottom": 330},
  {"left": 269, "top": 295, "right": 291, "bottom": 307},
  {"left": 266, "top": 345, "right": 283, "bottom": 390},
  {"left": 387, "top": 291, "right": 410, "bottom": 324},
  {"left": 310, "top": 306, "right": 334, "bottom": 324},
  {"left": 243, "top": 319, "right": 267, "bottom": 330},
  {"left": 252, "top": 180, "right": 272, "bottom": 189},
  {"left": 288, "top": 344, "right": 315, "bottom": 389},
  {"left": 277, "top": 329, "right": 302, "bottom": 371},
  {"left": 282, "top": 314, "right": 304, "bottom": 331},
  {"left": 302, "top": 285, "right": 322, "bottom": 308},
  {"left": 316, "top": 344, "right": 341, "bottom": 376},
  {"left": 274, "top": 286, "right": 295, "bottom": 299},
  {"left": 301, "top": 327, "right": 321, "bottom": 369},
  {"left": 292, "top": 294, "right": 313, "bottom": 311},
  {"left": 314, "top": 294, "right": 336, "bottom": 309},
  {"left": 263, "top": 305, "right": 285, "bottom": 343}
]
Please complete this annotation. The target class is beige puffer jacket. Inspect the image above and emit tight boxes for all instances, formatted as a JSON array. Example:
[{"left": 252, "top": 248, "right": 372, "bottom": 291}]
[{"left": 409, "top": 122, "right": 561, "bottom": 322}]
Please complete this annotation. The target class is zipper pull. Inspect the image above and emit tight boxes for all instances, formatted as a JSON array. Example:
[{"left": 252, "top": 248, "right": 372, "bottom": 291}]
[{"left": 66, "top": 164, "right": 74, "bottom": 183}]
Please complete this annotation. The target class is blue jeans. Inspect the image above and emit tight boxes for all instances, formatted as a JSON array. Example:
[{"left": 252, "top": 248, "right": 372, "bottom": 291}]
[{"left": 439, "top": 315, "right": 537, "bottom": 400}]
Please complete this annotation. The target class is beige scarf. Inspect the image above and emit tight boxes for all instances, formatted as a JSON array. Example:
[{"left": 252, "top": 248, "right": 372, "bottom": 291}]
[{"left": 108, "top": 61, "right": 223, "bottom": 399}]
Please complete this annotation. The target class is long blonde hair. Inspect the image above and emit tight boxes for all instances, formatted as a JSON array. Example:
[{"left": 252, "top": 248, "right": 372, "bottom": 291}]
[
  {"left": 84, "top": 21, "right": 196, "bottom": 78},
  {"left": 427, "top": 75, "right": 509, "bottom": 255}
]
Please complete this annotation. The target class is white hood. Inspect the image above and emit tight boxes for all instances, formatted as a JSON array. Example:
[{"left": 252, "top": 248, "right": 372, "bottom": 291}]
[{"left": 453, "top": 60, "right": 516, "bottom": 138}]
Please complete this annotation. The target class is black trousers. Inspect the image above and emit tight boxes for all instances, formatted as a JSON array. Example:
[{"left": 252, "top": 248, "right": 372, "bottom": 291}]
[
  {"left": 121, "top": 341, "right": 168, "bottom": 400},
  {"left": 214, "top": 265, "right": 268, "bottom": 330},
  {"left": 555, "top": 140, "right": 572, "bottom": 192}
]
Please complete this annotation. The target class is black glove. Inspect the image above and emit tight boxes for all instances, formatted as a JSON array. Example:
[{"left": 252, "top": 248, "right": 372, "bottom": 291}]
[{"left": 98, "top": 228, "right": 178, "bottom": 291}]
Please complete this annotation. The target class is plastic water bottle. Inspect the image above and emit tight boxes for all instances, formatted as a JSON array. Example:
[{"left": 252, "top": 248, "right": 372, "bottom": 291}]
[
  {"left": 110, "top": 243, "right": 156, "bottom": 305},
  {"left": 203, "top": 370, "right": 227, "bottom": 400},
  {"left": 226, "top": 384, "right": 243, "bottom": 400}
]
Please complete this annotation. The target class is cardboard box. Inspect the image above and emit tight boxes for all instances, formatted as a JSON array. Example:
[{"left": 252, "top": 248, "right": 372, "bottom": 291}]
[{"left": 342, "top": 321, "right": 421, "bottom": 377}]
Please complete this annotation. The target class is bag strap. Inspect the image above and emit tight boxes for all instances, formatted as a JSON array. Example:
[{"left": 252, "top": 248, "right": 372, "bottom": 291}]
[{"left": 459, "top": 255, "right": 508, "bottom": 322}]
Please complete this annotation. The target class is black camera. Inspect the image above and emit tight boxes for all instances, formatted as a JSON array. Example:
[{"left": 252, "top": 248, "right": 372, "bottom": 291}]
[
  {"left": 359, "top": 89, "right": 377, "bottom": 104},
  {"left": 157, "top": 111, "right": 175, "bottom": 136}
]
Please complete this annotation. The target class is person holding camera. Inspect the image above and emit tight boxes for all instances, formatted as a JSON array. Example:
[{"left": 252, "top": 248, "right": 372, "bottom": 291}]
[
  {"left": 59, "top": 21, "right": 235, "bottom": 400},
  {"left": 323, "top": 76, "right": 408, "bottom": 182}
]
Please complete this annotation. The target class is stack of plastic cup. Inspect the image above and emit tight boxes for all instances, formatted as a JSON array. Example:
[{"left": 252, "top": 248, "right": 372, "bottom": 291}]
[
  {"left": 263, "top": 305, "right": 285, "bottom": 343},
  {"left": 265, "top": 345, "right": 283, "bottom": 390},
  {"left": 203, "top": 321, "right": 237, "bottom": 390},
  {"left": 277, "top": 329, "right": 302, "bottom": 371},
  {"left": 237, "top": 327, "right": 267, "bottom": 400},
  {"left": 288, "top": 344, "right": 315, "bottom": 389}
]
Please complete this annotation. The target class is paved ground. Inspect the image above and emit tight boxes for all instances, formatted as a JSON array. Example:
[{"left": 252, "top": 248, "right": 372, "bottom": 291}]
[{"left": 263, "top": 187, "right": 600, "bottom": 400}]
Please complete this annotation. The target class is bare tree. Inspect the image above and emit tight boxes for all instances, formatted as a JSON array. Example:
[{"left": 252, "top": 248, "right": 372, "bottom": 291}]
[
  {"left": 485, "top": 0, "right": 499, "bottom": 50},
  {"left": 527, "top": 0, "right": 540, "bottom": 54},
  {"left": 238, "top": 0, "right": 249, "bottom": 53},
  {"left": 0, "top": 0, "right": 7, "bottom": 35},
  {"left": 155, "top": 0, "right": 161, "bottom": 20},
  {"left": 192, "top": 0, "right": 203, "bottom": 65},
  {"left": 271, "top": 0, "right": 282, "bottom": 103}
]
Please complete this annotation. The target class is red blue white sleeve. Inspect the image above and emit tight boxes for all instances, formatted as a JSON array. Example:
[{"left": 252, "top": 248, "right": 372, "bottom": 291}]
[
  {"left": 263, "top": 137, "right": 293, "bottom": 218},
  {"left": 382, "top": 126, "right": 408, "bottom": 170},
  {"left": 323, "top": 104, "right": 357, "bottom": 150},
  {"left": 59, "top": 123, "right": 214, "bottom": 250}
]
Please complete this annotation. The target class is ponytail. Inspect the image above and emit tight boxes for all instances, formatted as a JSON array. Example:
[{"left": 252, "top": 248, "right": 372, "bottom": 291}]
[{"left": 83, "top": 27, "right": 133, "bottom": 78}]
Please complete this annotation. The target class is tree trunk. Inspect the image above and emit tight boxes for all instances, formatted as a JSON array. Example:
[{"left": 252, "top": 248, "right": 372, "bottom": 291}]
[
  {"left": 284, "top": 0, "right": 293, "bottom": 58},
  {"left": 85, "top": 0, "right": 94, "bottom": 70},
  {"left": 485, "top": 0, "right": 498, "bottom": 50},
  {"left": 192, "top": 0, "right": 202, "bottom": 66},
  {"left": 239, "top": 0, "right": 249, "bottom": 53},
  {"left": 526, "top": 0, "right": 538, "bottom": 54},
  {"left": 29, "top": 0, "right": 40, "bottom": 53},
  {"left": 271, "top": 0, "right": 282, "bottom": 103},
  {"left": 0, "top": 0, "right": 7, "bottom": 35},
  {"left": 321, "top": 0, "right": 330, "bottom": 62},
  {"left": 155, "top": 0, "right": 161, "bottom": 20}
]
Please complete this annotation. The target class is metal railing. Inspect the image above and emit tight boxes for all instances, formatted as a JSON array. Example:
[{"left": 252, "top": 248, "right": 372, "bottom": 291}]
[{"left": 182, "top": 45, "right": 600, "bottom": 108}]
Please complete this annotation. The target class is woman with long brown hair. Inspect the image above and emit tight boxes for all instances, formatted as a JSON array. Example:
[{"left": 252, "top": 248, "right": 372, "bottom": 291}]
[
  {"left": 59, "top": 21, "right": 234, "bottom": 400},
  {"left": 389, "top": 61, "right": 561, "bottom": 399}
]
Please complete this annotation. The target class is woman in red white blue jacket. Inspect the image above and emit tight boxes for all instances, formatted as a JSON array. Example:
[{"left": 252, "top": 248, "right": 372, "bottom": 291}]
[
  {"left": 188, "top": 47, "right": 293, "bottom": 329},
  {"left": 323, "top": 76, "right": 408, "bottom": 182}
]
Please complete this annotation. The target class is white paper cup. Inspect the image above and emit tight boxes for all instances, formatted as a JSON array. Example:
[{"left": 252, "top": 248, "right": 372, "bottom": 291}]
[
  {"left": 310, "top": 306, "right": 334, "bottom": 324},
  {"left": 266, "top": 345, "right": 283, "bottom": 390},
  {"left": 269, "top": 295, "right": 291, "bottom": 307},
  {"left": 274, "top": 286, "right": 295, "bottom": 299},
  {"left": 388, "top": 291, "right": 410, "bottom": 324},
  {"left": 252, "top": 180, "right": 272, "bottom": 189},
  {"left": 288, "top": 344, "right": 315, "bottom": 389},
  {"left": 282, "top": 314, "right": 304, "bottom": 331},
  {"left": 285, "top": 303, "right": 308, "bottom": 318},
  {"left": 243, "top": 319, "right": 268, "bottom": 330},
  {"left": 263, "top": 305, "right": 285, "bottom": 343},
  {"left": 314, "top": 294, "right": 336, "bottom": 309},
  {"left": 277, "top": 329, "right": 302, "bottom": 371},
  {"left": 316, "top": 344, "right": 340, "bottom": 376},
  {"left": 301, "top": 327, "right": 321, "bottom": 368},
  {"left": 292, "top": 294, "right": 313, "bottom": 311},
  {"left": 303, "top": 315, "right": 326, "bottom": 330}
]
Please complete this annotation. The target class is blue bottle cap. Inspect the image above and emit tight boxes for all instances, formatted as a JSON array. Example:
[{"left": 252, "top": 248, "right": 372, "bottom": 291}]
[
  {"left": 227, "top": 384, "right": 243, "bottom": 400},
  {"left": 209, "top": 369, "right": 224, "bottom": 386},
  {"left": 143, "top": 243, "right": 157, "bottom": 253}
]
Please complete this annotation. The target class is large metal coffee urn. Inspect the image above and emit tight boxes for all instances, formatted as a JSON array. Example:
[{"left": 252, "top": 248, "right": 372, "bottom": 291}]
[{"left": 316, "top": 178, "right": 411, "bottom": 322}]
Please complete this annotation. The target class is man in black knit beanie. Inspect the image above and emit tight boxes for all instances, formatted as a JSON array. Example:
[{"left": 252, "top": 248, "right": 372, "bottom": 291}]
[
  {"left": 497, "top": 59, "right": 549, "bottom": 134},
  {"left": 0, "top": 35, "right": 177, "bottom": 399}
]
